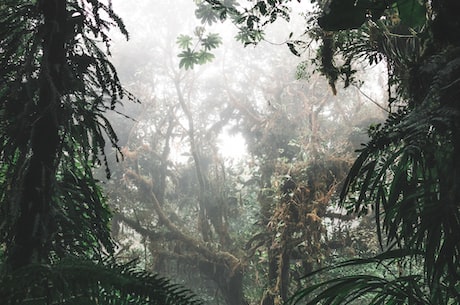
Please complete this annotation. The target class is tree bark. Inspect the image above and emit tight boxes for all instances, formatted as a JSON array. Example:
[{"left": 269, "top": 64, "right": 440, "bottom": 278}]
[{"left": 8, "top": 0, "right": 66, "bottom": 269}]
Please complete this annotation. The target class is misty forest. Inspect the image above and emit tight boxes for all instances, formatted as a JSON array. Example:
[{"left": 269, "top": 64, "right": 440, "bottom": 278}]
[{"left": 1, "top": 0, "right": 459, "bottom": 305}]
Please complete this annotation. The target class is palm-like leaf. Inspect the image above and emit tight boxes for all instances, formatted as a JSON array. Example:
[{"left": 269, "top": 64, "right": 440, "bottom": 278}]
[
  {"left": 316, "top": 51, "right": 460, "bottom": 304},
  {"left": 339, "top": 59, "right": 460, "bottom": 292},
  {"left": 291, "top": 274, "right": 429, "bottom": 305},
  {"left": 0, "top": 258, "right": 202, "bottom": 305},
  {"left": 292, "top": 9, "right": 460, "bottom": 303},
  {"left": 289, "top": 250, "right": 446, "bottom": 305}
]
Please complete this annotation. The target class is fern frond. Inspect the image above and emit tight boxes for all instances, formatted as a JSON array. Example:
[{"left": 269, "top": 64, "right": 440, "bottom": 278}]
[{"left": 0, "top": 258, "right": 203, "bottom": 305}]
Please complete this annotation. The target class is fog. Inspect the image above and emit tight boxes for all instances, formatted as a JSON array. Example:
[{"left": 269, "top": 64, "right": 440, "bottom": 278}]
[{"left": 102, "top": 1, "right": 388, "bottom": 305}]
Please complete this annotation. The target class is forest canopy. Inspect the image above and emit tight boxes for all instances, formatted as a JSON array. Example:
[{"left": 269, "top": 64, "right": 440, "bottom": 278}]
[
  {"left": 1, "top": 0, "right": 459, "bottom": 305},
  {"left": 186, "top": 0, "right": 459, "bottom": 304}
]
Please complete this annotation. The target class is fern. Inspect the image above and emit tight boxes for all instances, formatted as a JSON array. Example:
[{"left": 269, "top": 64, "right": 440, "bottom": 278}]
[{"left": 0, "top": 258, "right": 203, "bottom": 305}]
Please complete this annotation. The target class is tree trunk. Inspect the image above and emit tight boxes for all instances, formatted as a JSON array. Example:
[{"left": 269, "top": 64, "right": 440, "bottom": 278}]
[
  {"left": 8, "top": 0, "right": 66, "bottom": 269},
  {"left": 198, "top": 260, "right": 246, "bottom": 305}
]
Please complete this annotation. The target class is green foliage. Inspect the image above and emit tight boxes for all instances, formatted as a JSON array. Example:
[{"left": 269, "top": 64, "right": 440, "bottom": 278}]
[
  {"left": 179, "top": 0, "right": 294, "bottom": 68},
  {"left": 195, "top": 2, "right": 220, "bottom": 25},
  {"left": 195, "top": 0, "right": 238, "bottom": 24},
  {"left": 54, "top": 157, "right": 115, "bottom": 258},
  {"left": 291, "top": 3, "right": 460, "bottom": 303},
  {"left": 187, "top": 0, "right": 427, "bottom": 89},
  {"left": 314, "top": 0, "right": 428, "bottom": 90},
  {"left": 394, "top": 0, "right": 426, "bottom": 28},
  {"left": 192, "top": 1, "right": 460, "bottom": 305},
  {"left": 0, "top": 0, "right": 132, "bottom": 263},
  {"left": 290, "top": 250, "right": 432, "bottom": 305},
  {"left": 177, "top": 34, "right": 194, "bottom": 49},
  {"left": 177, "top": 27, "right": 222, "bottom": 69},
  {"left": 318, "top": 0, "right": 426, "bottom": 31},
  {"left": 178, "top": 48, "right": 216, "bottom": 70},
  {"left": 201, "top": 32, "right": 222, "bottom": 50},
  {"left": 235, "top": 27, "right": 265, "bottom": 45},
  {"left": 318, "top": 0, "right": 387, "bottom": 31},
  {"left": 293, "top": 274, "right": 428, "bottom": 305},
  {"left": 333, "top": 55, "right": 460, "bottom": 304},
  {"left": 0, "top": 258, "right": 202, "bottom": 305},
  {"left": 0, "top": 0, "right": 203, "bottom": 304},
  {"left": 178, "top": 48, "right": 199, "bottom": 70}
]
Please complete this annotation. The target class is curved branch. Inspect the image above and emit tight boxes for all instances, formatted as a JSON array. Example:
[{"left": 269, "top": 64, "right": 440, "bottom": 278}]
[{"left": 124, "top": 169, "right": 240, "bottom": 269}]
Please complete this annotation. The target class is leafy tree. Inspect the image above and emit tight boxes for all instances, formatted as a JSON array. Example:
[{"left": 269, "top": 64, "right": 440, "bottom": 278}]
[{"left": 0, "top": 0, "right": 201, "bottom": 303}]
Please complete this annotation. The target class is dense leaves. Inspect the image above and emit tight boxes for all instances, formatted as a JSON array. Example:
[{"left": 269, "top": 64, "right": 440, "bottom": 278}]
[
  {"left": 318, "top": 0, "right": 426, "bottom": 31},
  {"left": 297, "top": 1, "right": 460, "bottom": 304},
  {"left": 0, "top": 0, "right": 130, "bottom": 265},
  {"left": 0, "top": 0, "right": 202, "bottom": 304},
  {"left": 0, "top": 258, "right": 202, "bottom": 305},
  {"left": 334, "top": 53, "right": 460, "bottom": 304},
  {"left": 193, "top": 0, "right": 460, "bottom": 304}
]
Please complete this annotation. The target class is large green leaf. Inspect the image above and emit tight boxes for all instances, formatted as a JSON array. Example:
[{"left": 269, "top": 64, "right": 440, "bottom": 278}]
[
  {"left": 201, "top": 32, "right": 222, "bottom": 50},
  {"left": 396, "top": 0, "right": 426, "bottom": 28},
  {"left": 176, "top": 34, "right": 194, "bottom": 49},
  {"left": 178, "top": 48, "right": 199, "bottom": 70}
]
